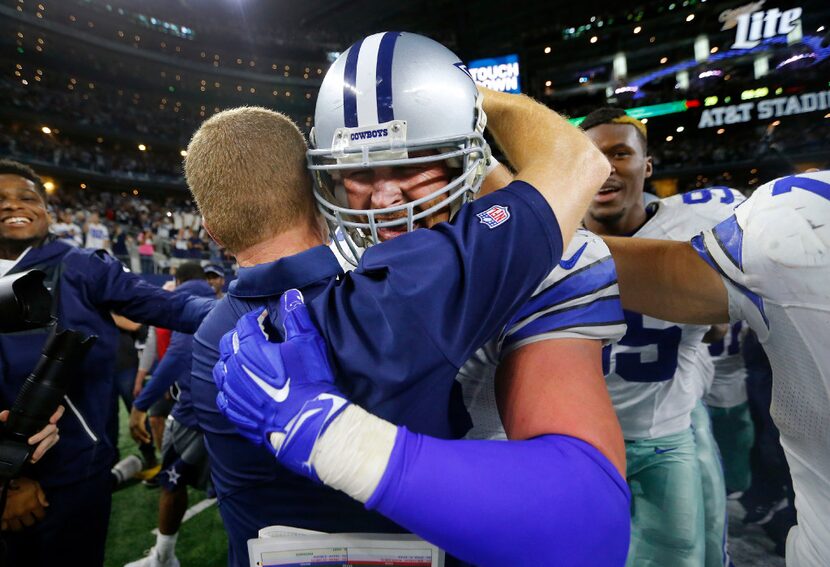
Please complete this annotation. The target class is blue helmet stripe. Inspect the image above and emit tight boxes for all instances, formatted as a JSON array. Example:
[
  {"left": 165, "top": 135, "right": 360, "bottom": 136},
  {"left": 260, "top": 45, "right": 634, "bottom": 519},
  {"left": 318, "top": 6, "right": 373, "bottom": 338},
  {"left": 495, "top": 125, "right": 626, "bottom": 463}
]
[
  {"left": 375, "top": 32, "right": 401, "bottom": 123},
  {"left": 343, "top": 38, "right": 364, "bottom": 128}
]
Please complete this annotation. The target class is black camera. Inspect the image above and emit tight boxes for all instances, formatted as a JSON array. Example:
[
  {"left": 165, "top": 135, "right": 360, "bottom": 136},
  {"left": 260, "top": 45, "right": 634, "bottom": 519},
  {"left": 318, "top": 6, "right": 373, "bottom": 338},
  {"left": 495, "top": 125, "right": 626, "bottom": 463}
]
[
  {"left": 0, "top": 270, "right": 95, "bottom": 479},
  {"left": 0, "top": 270, "right": 52, "bottom": 333}
]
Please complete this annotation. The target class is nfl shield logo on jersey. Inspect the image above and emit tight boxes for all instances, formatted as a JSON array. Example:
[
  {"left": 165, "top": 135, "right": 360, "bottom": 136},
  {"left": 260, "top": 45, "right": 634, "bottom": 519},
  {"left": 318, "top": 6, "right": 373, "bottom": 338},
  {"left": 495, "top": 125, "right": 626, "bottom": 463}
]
[{"left": 477, "top": 205, "right": 510, "bottom": 229}]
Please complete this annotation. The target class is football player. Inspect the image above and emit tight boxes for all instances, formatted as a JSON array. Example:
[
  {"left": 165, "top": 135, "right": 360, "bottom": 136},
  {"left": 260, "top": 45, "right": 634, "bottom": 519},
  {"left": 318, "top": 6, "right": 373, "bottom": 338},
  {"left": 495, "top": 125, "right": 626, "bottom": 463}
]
[
  {"left": 604, "top": 169, "right": 830, "bottom": 567},
  {"left": 579, "top": 108, "right": 742, "bottom": 567},
  {"left": 706, "top": 322, "right": 755, "bottom": 498},
  {"left": 190, "top": 32, "right": 624, "bottom": 567}
]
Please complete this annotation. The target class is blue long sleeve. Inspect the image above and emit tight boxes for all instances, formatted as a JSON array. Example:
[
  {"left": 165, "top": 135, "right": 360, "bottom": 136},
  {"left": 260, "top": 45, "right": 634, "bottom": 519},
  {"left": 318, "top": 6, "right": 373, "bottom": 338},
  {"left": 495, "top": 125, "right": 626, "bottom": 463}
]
[
  {"left": 133, "top": 331, "right": 192, "bottom": 411},
  {"left": 366, "top": 432, "right": 631, "bottom": 567},
  {"left": 82, "top": 250, "right": 214, "bottom": 332}
]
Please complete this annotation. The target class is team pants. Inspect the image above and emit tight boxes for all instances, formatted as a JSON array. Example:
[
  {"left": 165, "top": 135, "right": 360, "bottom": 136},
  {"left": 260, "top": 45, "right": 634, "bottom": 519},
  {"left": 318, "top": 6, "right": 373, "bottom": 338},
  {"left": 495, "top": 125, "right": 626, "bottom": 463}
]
[
  {"left": 709, "top": 402, "right": 754, "bottom": 494},
  {"left": 625, "top": 428, "right": 704, "bottom": 567},
  {"left": 692, "top": 402, "right": 730, "bottom": 567}
]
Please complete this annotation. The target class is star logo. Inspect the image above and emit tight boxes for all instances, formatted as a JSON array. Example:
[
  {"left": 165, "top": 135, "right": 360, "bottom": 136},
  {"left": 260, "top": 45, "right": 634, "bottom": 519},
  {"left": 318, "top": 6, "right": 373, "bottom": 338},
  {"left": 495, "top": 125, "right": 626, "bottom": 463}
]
[{"left": 165, "top": 465, "right": 181, "bottom": 486}]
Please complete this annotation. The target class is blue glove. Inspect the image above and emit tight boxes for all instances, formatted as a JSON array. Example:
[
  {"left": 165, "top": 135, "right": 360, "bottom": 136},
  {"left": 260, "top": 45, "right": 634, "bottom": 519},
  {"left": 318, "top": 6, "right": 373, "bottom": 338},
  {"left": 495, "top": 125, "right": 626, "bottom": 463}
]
[{"left": 213, "top": 289, "right": 350, "bottom": 480}]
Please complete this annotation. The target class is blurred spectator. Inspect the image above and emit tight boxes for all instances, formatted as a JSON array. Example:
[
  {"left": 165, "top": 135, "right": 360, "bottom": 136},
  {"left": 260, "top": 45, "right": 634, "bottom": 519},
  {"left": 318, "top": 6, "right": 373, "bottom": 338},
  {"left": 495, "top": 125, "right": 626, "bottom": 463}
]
[
  {"left": 84, "top": 211, "right": 110, "bottom": 251},
  {"left": 138, "top": 230, "right": 156, "bottom": 274},
  {"left": 51, "top": 210, "right": 83, "bottom": 246}
]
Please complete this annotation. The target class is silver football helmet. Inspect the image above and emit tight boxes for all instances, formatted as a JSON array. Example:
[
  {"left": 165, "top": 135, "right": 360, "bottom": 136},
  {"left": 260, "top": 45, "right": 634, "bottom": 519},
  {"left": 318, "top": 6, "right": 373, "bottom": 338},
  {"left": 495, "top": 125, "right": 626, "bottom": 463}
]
[{"left": 308, "top": 31, "right": 490, "bottom": 264}]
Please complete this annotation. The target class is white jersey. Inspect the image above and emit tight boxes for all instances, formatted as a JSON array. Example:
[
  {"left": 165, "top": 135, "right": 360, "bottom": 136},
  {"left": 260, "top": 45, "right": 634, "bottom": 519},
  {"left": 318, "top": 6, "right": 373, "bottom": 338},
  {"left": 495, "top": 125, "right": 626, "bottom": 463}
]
[
  {"left": 84, "top": 223, "right": 109, "bottom": 250},
  {"left": 458, "top": 230, "right": 627, "bottom": 440},
  {"left": 694, "top": 171, "right": 830, "bottom": 567},
  {"left": 51, "top": 222, "right": 83, "bottom": 246},
  {"left": 606, "top": 188, "right": 744, "bottom": 440},
  {"left": 705, "top": 322, "right": 750, "bottom": 408}
]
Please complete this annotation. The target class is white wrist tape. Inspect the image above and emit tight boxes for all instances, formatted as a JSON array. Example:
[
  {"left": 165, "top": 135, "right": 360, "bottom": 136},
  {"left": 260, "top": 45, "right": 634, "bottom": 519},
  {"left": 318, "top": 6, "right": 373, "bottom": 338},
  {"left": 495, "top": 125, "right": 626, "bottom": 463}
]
[{"left": 310, "top": 404, "right": 398, "bottom": 503}]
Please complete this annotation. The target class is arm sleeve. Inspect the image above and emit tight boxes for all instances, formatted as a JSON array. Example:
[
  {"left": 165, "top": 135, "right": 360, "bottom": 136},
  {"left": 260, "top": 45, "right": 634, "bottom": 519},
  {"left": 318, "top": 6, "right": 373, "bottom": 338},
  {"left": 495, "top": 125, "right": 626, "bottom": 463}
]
[
  {"left": 338, "top": 182, "right": 564, "bottom": 369},
  {"left": 80, "top": 250, "right": 214, "bottom": 333},
  {"left": 133, "top": 331, "right": 192, "bottom": 411},
  {"left": 138, "top": 327, "right": 157, "bottom": 372},
  {"left": 366, "top": 431, "right": 630, "bottom": 567}
]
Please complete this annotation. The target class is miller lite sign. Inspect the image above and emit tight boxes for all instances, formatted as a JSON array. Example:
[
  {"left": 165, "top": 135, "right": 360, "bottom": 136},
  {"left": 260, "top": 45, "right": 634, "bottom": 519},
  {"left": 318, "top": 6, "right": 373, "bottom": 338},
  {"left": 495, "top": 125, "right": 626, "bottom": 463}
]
[{"left": 720, "top": 1, "right": 803, "bottom": 49}]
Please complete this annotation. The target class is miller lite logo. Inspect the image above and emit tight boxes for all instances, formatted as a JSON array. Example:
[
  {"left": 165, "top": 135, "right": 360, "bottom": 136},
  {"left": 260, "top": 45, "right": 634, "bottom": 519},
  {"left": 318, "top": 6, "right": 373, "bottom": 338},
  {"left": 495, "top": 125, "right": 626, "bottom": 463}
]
[
  {"left": 720, "top": 1, "right": 803, "bottom": 49},
  {"left": 477, "top": 205, "right": 510, "bottom": 229}
]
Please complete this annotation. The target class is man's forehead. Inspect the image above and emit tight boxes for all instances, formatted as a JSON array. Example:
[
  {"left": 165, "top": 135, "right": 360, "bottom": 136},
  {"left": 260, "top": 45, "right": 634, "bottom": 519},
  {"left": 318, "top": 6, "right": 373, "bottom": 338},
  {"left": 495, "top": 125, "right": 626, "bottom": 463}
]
[
  {"left": 0, "top": 173, "right": 39, "bottom": 193},
  {"left": 586, "top": 123, "right": 642, "bottom": 150}
]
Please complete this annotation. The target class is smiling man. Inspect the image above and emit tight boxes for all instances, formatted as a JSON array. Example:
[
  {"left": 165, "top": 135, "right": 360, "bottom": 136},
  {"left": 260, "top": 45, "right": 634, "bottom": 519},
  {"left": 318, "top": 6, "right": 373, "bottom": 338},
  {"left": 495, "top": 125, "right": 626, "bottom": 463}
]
[
  {"left": 580, "top": 109, "right": 743, "bottom": 567},
  {"left": 0, "top": 159, "right": 213, "bottom": 565}
]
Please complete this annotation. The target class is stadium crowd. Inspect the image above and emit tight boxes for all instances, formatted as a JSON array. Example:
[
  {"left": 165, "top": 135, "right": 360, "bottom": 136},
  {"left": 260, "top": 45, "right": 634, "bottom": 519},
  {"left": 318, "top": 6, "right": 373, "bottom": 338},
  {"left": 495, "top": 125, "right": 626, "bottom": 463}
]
[{"left": 45, "top": 189, "right": 234, "bottom": 275}]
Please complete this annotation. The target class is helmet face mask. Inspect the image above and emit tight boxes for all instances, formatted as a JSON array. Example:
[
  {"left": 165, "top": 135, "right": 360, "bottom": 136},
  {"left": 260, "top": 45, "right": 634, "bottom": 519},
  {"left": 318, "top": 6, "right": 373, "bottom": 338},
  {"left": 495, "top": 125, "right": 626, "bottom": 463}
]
[{"left": 309, "top": 32, "right": 490, "bottom": 264}]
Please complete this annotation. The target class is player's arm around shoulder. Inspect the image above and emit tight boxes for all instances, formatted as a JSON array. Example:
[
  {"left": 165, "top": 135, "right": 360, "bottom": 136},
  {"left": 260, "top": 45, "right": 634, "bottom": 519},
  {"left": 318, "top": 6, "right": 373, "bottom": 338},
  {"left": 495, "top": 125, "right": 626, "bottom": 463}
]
[{"left": 604, "top": 235, "right": 730, "bottom": 325}]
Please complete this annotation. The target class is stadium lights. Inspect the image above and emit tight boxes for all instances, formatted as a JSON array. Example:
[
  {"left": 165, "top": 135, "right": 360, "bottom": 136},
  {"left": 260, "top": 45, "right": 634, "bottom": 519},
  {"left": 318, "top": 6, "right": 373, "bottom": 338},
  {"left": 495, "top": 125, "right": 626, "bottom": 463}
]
[
  {"left": 818, "top": 26, "right": 825, "bottom": 33},
  {"left": 660, "top": 57, "right": 668, "bottom": 64},
  {"left": 41, "top": 126, "right": 51, "bottom": 134},
  {"left": 180, "top": 150, "right": 187, "bottom": 157},
  {"left": 676, "top": 126, "right": 684, "bottom": 132},
  {"left": 80, "top": 183, "right": 87, "bottom": 189},
  {"left": 666, "top": 135, "right": 674, "bottom": 142},
  {"left": 686, "top": 14, "right": 695, "bottom": 22},
  {"left": 590, "top": 36, "right": 598, "bottom": 43},
  {"left": 43, "top": 181, "right": 55, "bottom": 193},
  {"left": 717, "top": 128, "right": 725, "bottom": 134},
  {"left": 634, "top": 26, "right": 642, "bottom": 34},
  {"left": 138, "top": 144, "right": 147, "bottom": 151},
  {"left": 641, "top": 118, "right": 648, "bottom": 124},
  {"left": 545, "top": 80, "right": 552, "bottom": 87},
  {"left": 710, "top": 46, "right": 719, "bottom": 54},
  {"left": 544, "top": 46, "right": 551, "bottom": 54}
]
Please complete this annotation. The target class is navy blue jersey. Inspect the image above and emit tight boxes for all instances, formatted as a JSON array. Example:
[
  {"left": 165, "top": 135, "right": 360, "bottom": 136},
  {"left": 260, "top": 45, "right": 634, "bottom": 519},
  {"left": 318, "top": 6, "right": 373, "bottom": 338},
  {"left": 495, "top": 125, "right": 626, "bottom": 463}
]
[{"left": 190, "top": 182, "right": 562, "bottom": 565}]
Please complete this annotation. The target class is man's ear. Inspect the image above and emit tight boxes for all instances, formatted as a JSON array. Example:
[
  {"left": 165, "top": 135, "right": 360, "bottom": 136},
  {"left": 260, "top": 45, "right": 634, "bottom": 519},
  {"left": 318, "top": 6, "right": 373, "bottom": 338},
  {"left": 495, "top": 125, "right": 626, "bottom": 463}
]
[
  {"left": 644, "top": 155, "right": 654, "bottom": 179},
  {"left": 202, "top": 217, "right": 225, "bottom": 248}
]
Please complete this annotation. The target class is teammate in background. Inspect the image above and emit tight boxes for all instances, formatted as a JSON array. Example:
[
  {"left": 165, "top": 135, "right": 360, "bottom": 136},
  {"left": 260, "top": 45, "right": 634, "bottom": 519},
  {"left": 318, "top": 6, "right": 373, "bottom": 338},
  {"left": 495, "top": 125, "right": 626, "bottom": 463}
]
[
  {"left": 706, "top": 322, "right": 755, "bottom": 499},
  {"left": 689, "top": 342, "right": 732, "bottom": 567},
  {"left": 0, "top": 159, "right": 213, "bottom": 565},
  {"left": 604, "top": 169, "right": 830, "bottom": 566},
  {"left": 579, "top": 108, "right": 742, "bottom": 567},
  {"left": 126, "top": 262, "right": 216, "bottom": 567},
  {"left": 190, "top": 32, "right": 624, "bottom": 567},
  {"left": 203, "top": 264, "right": 225, "bottom": 298},
  {"left": 83, "top": 210, "right": 110, "bottom": 251}
]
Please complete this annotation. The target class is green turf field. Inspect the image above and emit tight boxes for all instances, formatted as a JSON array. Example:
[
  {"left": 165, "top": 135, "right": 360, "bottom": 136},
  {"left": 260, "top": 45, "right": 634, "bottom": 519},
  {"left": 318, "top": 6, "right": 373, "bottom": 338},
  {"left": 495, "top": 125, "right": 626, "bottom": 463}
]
[{"left": 106, "top": 405, "right": 227, "bottom": 567}]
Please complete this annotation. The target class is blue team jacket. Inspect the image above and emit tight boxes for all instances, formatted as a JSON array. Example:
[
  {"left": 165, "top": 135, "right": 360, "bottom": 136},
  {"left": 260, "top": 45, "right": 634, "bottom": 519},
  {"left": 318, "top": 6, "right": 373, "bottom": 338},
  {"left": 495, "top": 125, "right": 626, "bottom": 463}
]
[
  {"left": 0, "top": 238, "right": 213, "bottom": 488},
  {"left": 133, "top": 278, "right": 216, "bottom": 429}
]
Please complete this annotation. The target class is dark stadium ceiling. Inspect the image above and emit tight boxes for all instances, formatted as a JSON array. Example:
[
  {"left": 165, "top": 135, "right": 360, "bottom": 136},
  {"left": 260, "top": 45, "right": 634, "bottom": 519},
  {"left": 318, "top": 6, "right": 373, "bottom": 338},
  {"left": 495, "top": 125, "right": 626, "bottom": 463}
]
[
  {"left": 171, "top": 0, "right": 648, "bottom": 56},
  {"left": 166, "top": 0, "right": 828, "bottom": 59}
]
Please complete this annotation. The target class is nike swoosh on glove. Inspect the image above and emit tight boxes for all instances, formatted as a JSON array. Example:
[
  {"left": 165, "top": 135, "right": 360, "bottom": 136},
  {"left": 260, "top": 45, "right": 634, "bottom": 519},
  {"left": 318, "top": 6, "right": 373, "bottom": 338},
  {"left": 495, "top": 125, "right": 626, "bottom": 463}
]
[{"left": 213, "top": 289, "right": 350, "bottom": 481}]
